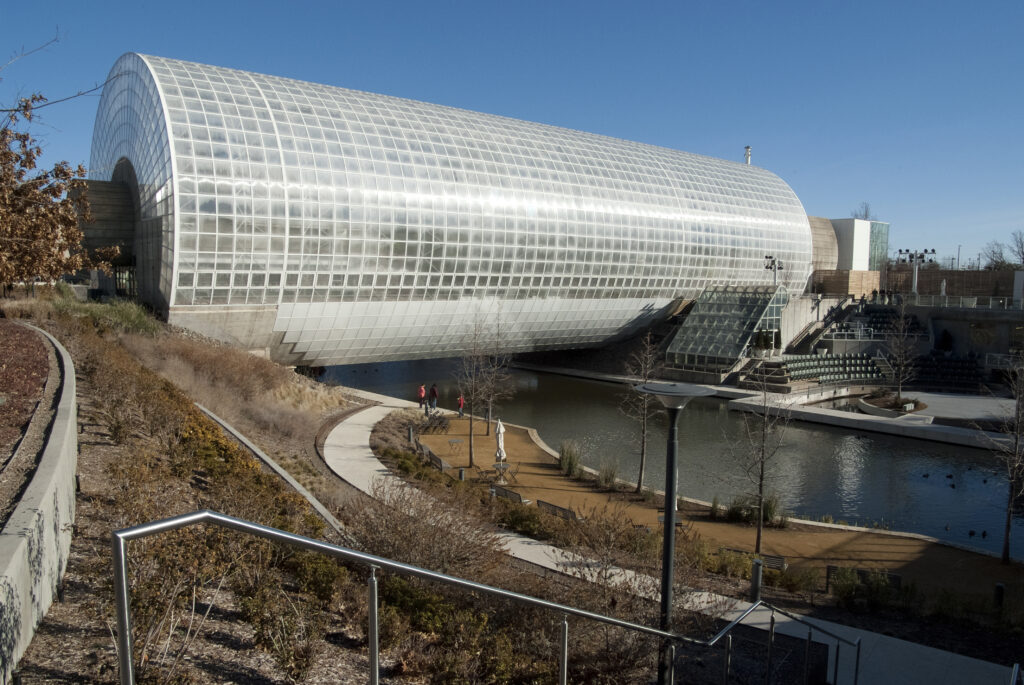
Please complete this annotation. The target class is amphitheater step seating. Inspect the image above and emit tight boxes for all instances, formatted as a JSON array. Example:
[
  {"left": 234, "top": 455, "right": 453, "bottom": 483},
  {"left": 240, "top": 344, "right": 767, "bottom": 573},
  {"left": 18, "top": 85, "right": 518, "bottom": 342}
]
[
  {"left": 741, "top": 353, "right": 884, "bottom": 391},
  {"left": 908, "top": 355, "right": 983, "bottom": 391}
]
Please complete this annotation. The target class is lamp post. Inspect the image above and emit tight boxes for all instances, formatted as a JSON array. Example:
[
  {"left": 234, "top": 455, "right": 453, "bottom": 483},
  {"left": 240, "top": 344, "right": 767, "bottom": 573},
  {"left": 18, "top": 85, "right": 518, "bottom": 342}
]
[
  {"left": 764, "top": 255, "right": 784, "bottom": 286},
  {"left": 634, "top": 382, "right": 716, "bottom": 685},
  {"left": 897, "top": 248, "right": 936, "bottom": 295}
]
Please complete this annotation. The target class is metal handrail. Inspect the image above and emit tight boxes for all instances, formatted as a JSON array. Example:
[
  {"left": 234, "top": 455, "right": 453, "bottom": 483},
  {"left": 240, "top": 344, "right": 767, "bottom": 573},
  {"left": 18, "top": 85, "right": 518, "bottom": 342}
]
[
  {"left": 112, "top": 510, "right": 860, "bottom": 684},
  {"left": 1011, "top": 663, "right": 1020, "bottom": 685}
]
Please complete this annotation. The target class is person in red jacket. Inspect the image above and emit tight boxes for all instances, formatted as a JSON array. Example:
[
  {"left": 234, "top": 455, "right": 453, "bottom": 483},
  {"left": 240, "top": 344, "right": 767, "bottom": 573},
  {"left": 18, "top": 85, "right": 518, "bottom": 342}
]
[
  {"left": 457, "top": 393, "right": 465, "bottom": 418},
  {"left": 417, "top": 384, "right": 426, "bottom": 408}
]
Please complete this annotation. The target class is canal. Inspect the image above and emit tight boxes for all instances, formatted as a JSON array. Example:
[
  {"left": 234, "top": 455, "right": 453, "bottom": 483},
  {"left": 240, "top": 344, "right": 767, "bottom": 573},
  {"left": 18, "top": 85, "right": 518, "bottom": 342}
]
[{"left": 324, "top": 359, "right": 1022, "bottom": 558}]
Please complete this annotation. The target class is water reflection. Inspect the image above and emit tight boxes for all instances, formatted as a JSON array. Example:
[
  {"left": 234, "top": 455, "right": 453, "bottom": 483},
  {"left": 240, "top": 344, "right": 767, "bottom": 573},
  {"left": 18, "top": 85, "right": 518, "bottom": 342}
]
[{"left": 323, "top": 359, "right": 1022, "bottom": 558}]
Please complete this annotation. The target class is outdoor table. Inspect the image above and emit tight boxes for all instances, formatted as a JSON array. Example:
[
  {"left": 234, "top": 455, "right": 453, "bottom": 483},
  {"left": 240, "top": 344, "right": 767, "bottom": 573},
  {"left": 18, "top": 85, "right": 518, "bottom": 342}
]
[
  {"left": 494, "top": 462, "right": 510, "bottom": 484},
  {"left": 448, "top": 438, "right": 463, "bottom": 455}
]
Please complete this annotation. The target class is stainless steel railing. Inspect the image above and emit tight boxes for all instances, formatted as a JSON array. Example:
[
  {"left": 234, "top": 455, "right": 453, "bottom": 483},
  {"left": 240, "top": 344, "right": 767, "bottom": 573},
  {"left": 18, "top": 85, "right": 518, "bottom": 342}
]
[{"left": 112, "top": 509, "right": 861, "bottom": 684}]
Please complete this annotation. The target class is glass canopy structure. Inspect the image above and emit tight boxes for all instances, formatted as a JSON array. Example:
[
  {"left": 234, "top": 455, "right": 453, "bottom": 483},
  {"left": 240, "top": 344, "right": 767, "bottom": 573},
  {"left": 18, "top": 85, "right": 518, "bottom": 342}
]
[
  {"left": 666, "top": 285, "right": 789, "bottom": 373},
  {"left": 90, "top": 54, "right": 813, "bottom": 365}
]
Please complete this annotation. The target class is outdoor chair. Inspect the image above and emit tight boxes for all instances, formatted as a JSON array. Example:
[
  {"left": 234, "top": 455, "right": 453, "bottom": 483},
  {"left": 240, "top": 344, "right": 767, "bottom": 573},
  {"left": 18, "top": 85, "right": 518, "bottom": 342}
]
[{"left": 474, "top": 465, "right": 496, "bottom": 482}]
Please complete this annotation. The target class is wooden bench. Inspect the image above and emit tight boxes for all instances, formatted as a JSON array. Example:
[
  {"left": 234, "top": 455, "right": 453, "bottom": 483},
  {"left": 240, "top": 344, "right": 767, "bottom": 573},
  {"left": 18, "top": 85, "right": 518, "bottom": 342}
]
[
  {"left": 658, "top": 514, "right": 692, "bottom": 531},
  {"left": 825, "top": 565, "right": 902, "bottom": 592},
  {"left": 537, "top": 499, "right": 578, "bottom": 521},
  {"left": 720, "top": 547, "right": 787, "bottom": 571},
  {"left": 423, "top": 447, "right": 452, "bottom": 472},
  {"left": 410, "top": 439, "right": 452, "bottom": 472},
  {"left": 492, "top": 484, "right": 531, "bottom": 505}
]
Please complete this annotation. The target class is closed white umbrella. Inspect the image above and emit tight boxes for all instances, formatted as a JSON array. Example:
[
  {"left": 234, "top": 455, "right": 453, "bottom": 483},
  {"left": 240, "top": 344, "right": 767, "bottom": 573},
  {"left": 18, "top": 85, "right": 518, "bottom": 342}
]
[{"left": 495, "top": 419, "right": 506, "bottom": 461}]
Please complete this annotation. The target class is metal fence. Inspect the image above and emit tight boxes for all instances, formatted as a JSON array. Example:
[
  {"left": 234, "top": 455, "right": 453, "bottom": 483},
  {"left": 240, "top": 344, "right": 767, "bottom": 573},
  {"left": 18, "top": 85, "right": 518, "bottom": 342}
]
[{"left": 112, "top": 509, "right": 861, "bottom": 685}]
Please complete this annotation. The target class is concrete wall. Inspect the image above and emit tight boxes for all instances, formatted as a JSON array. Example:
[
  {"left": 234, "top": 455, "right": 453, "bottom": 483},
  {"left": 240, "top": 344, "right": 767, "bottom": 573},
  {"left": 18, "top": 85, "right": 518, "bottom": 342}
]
[
  {"left": 75, "top": 180, "right": 135, "bottom": 266},
  {"left": 887, "top": 268, "right": 1017, "bottom": 298},
  {"left": 808, "top": 216, "right": 839, "bottom": 272},
  {"left": 811, "top": 270, "right": 881, "bottom": 298},
  {"left": 0, "top": 326, "right": 77, "bottom": 684},
  {"left": 780, "top": 294, "right": 833, "bottom": 349},
  {"left": 830, "top": 219, "right": 871, "bottom": 271}
]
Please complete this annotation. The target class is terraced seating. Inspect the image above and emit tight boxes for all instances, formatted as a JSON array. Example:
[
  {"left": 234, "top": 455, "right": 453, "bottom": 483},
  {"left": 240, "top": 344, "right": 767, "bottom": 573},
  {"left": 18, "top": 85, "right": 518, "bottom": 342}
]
[
  {"left": 909, "top": 355, "right": 983, "bottom": 392},
  {"left": 741, "top": 353, "right": 884, "bottom": 391}
]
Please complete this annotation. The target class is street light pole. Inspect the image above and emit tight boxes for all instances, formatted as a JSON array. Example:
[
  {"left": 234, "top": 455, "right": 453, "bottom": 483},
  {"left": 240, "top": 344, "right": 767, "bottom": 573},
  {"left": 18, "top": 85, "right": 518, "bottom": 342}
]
[
  {"left": 897, "top": 248, "right": 936, "bottom": 295},
  {"left": 635, "top": 382, "right": 715, "bottom": 685},
  {"left": 659, "top": 401, "right": 680, "bottom": 684},
  {"left": 764, "top": 255, "right": 784, "bottom": 287}
]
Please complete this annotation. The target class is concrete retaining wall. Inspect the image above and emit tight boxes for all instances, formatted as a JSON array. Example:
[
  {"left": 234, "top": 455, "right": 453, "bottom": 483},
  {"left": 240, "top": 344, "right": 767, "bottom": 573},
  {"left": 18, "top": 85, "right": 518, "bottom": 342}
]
[{"left": 0, "top": 326, "right": 77, "bottom": 684}]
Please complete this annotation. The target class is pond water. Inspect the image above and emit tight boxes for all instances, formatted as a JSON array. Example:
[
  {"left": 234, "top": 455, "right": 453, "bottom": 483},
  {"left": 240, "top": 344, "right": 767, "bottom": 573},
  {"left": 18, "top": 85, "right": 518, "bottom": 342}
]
[{"left": 323, "top": 359, "right": 1023, "bottom": 558}]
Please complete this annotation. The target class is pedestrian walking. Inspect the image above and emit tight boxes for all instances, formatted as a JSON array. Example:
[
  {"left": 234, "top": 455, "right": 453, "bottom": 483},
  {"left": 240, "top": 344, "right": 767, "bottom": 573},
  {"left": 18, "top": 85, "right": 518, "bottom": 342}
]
[
  {"left": 429, "top": 383, "right": 439, "bottom": 411},
  {"left": 417, "top": 383, "right": 426, "bottom": 408},
  {"left": 457, "top": 393, "right": 465, "bottom": 418}
]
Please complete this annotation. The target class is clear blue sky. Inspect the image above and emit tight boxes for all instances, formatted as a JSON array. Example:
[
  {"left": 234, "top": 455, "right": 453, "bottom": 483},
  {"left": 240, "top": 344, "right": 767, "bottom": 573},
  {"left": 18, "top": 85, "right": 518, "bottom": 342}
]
[{"left": 2, "top": 0, "right": 1021, "bottom": 268}]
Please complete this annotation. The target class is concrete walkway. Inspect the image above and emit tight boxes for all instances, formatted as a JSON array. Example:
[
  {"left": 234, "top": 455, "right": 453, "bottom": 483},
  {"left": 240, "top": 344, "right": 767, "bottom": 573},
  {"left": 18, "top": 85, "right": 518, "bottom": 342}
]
[
  {"left": 514, "top": 362, "right": 1014, "bottom": 449},
  {"left": 321, "top": 388, "right": 1015, "bottom": 684}
]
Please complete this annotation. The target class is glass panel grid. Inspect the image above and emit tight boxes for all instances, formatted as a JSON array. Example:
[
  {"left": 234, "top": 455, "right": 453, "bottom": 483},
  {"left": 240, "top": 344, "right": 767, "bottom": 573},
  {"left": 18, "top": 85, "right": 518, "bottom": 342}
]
[{"left": 91, "top": 53, "right": 814, "bottom": 365}]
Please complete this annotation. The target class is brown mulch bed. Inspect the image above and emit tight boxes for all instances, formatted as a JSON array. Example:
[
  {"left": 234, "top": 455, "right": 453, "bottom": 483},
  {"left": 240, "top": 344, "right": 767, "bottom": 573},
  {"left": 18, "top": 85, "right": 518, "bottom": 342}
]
[{"left": 0, "top": 318, "right": 56, "bottom": 528}]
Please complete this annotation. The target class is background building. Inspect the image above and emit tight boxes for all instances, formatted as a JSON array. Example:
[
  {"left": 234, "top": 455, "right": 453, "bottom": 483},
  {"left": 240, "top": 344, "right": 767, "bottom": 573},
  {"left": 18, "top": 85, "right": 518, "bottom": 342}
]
[{"left": 89, "top": 53, "right": 813, "bottom": 365}]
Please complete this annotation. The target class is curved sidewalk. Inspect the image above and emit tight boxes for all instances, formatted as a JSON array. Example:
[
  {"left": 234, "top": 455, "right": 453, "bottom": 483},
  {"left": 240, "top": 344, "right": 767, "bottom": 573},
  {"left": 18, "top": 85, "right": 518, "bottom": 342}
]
[
  {"left": 320, "top": 389, "right": 650, "bottom": 586},
  {"left": 321, "top": 389, "right": 1014, "bottom": 685}
]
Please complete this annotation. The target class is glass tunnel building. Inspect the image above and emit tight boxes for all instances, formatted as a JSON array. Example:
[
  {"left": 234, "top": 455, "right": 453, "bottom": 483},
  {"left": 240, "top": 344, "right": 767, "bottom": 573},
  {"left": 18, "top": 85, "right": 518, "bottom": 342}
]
[{"left": 89, "top": 53, "right": 813, "bottom": 366}]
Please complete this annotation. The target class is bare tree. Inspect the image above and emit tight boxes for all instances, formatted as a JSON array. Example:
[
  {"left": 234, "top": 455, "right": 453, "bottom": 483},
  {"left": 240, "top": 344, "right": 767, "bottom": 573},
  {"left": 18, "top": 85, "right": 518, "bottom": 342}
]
[
  {"left": 620, "top": 331, "right": 662, "bottom": 493},
  {"left": 455, "top": 316, "right": 514, "bottom": 466},
  {"left": 479, "top": 317, "right": 513, "bottom": 437},
  {"left": 730, "top": 382, "right": 789, "bottom": 554},
  {"left": 885, "top": 301, "right": 919, "bottom": 406},
  {"left": 984, "top": 363, "right": 1024, "bottom": 564},
  {"left": 1007, "top": 230, "right": 1024, "bottom": 266},
  {"left": 982, "top": 240, "right": 1012, "bottom": 270},
  {"left": 850, "top": 202, "right": 876, "bottom": 220}
]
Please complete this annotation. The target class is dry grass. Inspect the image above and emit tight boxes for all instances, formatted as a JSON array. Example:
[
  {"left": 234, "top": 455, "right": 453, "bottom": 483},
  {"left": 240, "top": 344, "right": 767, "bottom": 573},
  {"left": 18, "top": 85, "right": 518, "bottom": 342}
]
[{"left": 118, "top": 333, "right": 352, "bottom": 444}]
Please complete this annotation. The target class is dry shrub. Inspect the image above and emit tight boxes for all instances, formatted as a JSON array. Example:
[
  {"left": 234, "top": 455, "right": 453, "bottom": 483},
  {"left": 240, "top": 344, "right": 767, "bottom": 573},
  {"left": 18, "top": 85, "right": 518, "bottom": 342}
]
[
  {"left": 273, "top": 378, "right": 359, "bottom": 415},
  {"left": 237, "top": 570, "right": 326, "bottom": 680},
  {"left": 369, "top": 408, "right": 424, "bottom": 455},
  {"left": 0, "top": 294, "right": 53, "bottom": 320},
  {"left": 40, "top": 309, "right": 342, "bottom": 682},
  {"left": 565, "top": 502, "right": 662, "bottom": 585},
  {"left": 119, "top": 333, "right": 347, "bottom": 447},
  {"left": 133, "top": 335, "right": 290, "bottom": 401},
  {"left": 349, "top": 479, "right": 503, "bottom": 579}
]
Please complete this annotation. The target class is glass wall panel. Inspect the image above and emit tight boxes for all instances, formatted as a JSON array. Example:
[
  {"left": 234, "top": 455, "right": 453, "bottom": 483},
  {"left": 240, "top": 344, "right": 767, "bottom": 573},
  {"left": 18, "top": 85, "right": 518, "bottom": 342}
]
[{"left": 91, "top": 53, "right": 814, "bottom": 365}]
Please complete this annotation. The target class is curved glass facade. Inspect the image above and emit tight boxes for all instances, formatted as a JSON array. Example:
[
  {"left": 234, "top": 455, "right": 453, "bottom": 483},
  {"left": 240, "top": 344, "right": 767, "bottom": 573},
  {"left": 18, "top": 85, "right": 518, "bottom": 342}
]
[{"left": 91, "top": 54, "right": 812, "bottom": 365}]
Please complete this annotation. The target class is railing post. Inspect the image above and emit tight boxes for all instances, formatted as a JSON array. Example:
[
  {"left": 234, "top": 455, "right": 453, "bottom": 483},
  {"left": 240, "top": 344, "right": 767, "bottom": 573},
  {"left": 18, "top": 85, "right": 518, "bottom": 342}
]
[
  {"left": 854, "top": 637, "right": 862, "bottom": 685},
  {"left": 112, "top": 534, "right": 135, "bottom": 685},
  {"left": 750, "top": 559, "right": 763, "bottom": 602},
  {"left": 764, "top": 612, "right": 775, "bottom": 685},
  {"left": 667, "top": 643, "right": 675, "bottom": 685},
  {"left": 803, "top": 626, "right": 812, "bottom": 685},
  {"left": 559, "top": 614, "right": 568, "bottom": 685},
  {"left": 833, "top": 641, "right": 841, "bottom": 685},
  {"left": 723, "top": 633, "right": 732, "bottom": 684},
  {"left": 368, "top": 566, "right": 379, "bottom": 685}
]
